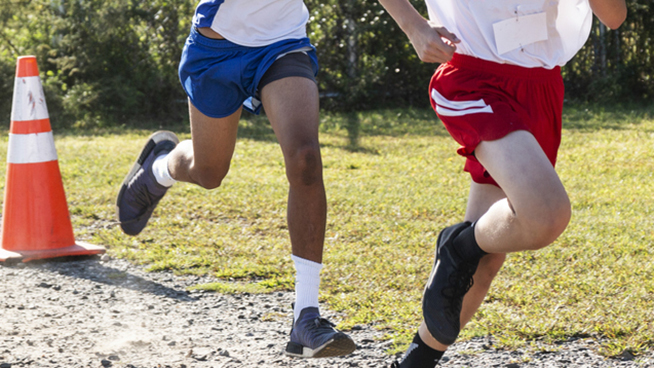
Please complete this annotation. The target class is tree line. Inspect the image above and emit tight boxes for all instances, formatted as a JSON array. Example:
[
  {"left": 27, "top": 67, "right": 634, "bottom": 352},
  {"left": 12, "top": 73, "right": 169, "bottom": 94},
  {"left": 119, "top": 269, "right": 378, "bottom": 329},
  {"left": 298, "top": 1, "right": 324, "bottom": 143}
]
[{"left": 0, "top": 0, "right": 651, "bottom": 128}]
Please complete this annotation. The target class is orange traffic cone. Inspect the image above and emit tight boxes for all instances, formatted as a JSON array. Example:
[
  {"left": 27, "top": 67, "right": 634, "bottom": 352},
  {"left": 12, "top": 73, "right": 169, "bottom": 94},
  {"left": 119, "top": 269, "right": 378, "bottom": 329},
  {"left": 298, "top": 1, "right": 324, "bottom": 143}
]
[{"left": 0, "top": 56, "right": 105, "bottom": 262}]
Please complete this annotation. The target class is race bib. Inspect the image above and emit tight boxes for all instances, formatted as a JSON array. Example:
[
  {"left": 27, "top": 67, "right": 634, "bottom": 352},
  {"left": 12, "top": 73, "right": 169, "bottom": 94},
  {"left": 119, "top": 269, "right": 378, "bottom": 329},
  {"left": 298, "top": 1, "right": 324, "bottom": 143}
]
[{"left": 493, "top": 12, "right": 548, "bottom": 55}]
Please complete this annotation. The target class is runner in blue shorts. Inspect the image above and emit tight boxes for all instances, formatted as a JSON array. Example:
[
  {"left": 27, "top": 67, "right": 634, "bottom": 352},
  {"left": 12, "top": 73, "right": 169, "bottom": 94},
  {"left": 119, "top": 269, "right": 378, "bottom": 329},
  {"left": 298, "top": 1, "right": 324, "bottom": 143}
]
[{"left": 115, "top": 0, "right": 355, "bottom": 358}]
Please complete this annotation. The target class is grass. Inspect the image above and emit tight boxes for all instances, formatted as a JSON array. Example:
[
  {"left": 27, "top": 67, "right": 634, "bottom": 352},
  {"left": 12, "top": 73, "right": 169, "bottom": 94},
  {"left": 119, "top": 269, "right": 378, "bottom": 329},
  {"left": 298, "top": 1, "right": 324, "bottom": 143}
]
[{"left": 1, "top": 104, "right": 654, "bottom": 357}]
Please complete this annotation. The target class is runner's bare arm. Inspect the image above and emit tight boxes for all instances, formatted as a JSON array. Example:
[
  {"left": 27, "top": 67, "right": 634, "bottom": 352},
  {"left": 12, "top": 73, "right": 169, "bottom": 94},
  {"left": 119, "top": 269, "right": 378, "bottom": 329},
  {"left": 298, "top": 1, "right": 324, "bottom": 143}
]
[
  {"left": 589, "top": 0, "right": 627, "bottom": 29},
  {"left": 377, "top": 0, "right": 459, "bottom": 63}
]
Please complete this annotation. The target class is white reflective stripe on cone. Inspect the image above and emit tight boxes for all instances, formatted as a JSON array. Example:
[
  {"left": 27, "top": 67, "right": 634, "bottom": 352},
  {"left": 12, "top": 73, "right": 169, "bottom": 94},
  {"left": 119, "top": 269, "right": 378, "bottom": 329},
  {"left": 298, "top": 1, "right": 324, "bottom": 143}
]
[
  {"left": 7, "top": 132, "right": 58, "bottom": 164},
  {"left": 11, "top": 76, "right": 50, "bottom": 122}
]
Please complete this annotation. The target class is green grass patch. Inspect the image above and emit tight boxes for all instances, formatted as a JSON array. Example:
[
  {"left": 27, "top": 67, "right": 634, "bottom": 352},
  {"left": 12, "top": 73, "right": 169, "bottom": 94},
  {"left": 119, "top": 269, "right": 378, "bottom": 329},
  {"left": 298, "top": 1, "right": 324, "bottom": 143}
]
[
  {"left": 189, "top": 280, "right": 277, "bottom": 294},
  {"left": 0, "top": 105, "right": 653, "bottom": 357}
]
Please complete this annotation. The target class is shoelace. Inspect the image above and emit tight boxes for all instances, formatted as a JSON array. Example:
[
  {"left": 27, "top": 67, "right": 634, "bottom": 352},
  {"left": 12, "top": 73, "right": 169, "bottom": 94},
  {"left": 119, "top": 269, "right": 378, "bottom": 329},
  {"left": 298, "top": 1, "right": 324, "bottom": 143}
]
[
  {"left": 294, "top": 316, "right": 339, "bottom": 346},
  {"left": 441, "top": 260, "right": 477, "bottom": 317},
  {"left": 310, "top": 317, "right": 337, "bottom": 332},
  {"left": 128, "top": 171, "right": 158, "bottom": 209},
  {"left": 302, "top": 317, "right": 338, "bottom": 343}
]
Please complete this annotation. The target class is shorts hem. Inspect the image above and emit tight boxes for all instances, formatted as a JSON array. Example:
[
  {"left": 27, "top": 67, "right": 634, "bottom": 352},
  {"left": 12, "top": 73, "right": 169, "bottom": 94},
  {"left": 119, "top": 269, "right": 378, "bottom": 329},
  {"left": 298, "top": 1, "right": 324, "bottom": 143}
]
[{"left": 190, "top": 100, "right": 243, "bottom": 119}]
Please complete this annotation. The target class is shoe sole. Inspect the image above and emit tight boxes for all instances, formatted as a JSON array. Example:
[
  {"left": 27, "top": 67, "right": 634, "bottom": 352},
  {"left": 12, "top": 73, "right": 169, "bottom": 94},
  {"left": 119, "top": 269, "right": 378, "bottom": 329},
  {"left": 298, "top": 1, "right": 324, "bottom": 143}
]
[
  {"left": 284, "top": 334, "right": 356, "bottom": 358},
  {"left": 115, "top": 130, "right": 179, "bottom": 235}
]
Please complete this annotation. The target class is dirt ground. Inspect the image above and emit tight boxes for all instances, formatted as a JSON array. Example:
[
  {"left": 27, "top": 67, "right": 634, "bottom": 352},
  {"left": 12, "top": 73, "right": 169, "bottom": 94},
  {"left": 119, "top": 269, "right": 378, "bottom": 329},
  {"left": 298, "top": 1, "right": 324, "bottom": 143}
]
[{"left": 1, "top": 255, "right": 652, "bottom": 368}]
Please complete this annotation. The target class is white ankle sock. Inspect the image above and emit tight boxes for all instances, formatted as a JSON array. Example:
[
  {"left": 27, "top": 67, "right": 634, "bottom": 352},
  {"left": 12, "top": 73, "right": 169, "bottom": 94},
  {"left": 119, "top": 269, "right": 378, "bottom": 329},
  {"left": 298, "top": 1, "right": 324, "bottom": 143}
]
[
  {"left": 152, "top": 154, "right": 176, "bottom": 187},
  {"left": 292, "top": 254, "right": 322, "bottom": 322}
]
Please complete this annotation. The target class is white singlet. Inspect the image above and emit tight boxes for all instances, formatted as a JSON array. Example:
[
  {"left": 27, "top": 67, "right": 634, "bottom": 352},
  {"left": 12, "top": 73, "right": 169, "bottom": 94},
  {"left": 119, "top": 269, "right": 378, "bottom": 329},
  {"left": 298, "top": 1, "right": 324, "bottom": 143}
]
[
  {"left": 425, "top": 0, "right": 593, "bottom": 68},
  {"left": 193, "top": 0, "right": 309, "bottom": 47}
]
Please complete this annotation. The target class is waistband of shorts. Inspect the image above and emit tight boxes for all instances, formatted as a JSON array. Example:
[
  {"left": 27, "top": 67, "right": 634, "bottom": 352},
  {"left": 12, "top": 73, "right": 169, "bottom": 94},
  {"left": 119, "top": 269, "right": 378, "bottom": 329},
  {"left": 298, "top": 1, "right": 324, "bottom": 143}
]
[
  {"left": 189, "top": 26, "right": 314, "bottom": 53},
  {"left": 189, "top": 26, "right": 244, "bottom": 50},
  {"left": 448, "top": 54, "right": 561, "bottom": 80}
]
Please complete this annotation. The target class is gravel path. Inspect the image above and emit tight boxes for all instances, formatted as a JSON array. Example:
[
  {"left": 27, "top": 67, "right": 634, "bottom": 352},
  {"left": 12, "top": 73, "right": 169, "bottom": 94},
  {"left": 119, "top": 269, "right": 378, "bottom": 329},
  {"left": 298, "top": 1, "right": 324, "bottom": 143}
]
[{"left": 1, "top": 255, "right": 652, "bottom": 368}]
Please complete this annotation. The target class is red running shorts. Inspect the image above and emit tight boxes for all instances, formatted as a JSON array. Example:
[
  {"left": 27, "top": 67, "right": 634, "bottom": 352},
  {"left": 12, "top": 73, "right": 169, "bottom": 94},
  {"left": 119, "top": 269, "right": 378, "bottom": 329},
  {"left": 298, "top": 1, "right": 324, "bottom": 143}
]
[{"left": 429, "top": 54, "right": 564, "bottom": 187}]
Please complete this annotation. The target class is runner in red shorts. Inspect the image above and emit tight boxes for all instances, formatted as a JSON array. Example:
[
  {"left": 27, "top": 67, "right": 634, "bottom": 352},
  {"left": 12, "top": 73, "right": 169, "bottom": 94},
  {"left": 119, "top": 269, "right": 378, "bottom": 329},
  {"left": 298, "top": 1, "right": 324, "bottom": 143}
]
[{"left": 378, "top": 0, "right": 627, "bottom": 366}]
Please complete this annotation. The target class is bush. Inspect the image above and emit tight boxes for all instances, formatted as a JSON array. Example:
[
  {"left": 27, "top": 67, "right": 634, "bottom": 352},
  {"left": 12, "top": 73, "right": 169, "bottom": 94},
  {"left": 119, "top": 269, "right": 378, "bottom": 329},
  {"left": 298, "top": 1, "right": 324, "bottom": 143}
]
[
  {"left": 306, "top": 0, "right": 435, "bottom": 111},
  {"left": 0, "top": 0, "right": 652, "bottom": 126},
  {"left": 0, "top": 0, "right": 194, "bottom": 128}
]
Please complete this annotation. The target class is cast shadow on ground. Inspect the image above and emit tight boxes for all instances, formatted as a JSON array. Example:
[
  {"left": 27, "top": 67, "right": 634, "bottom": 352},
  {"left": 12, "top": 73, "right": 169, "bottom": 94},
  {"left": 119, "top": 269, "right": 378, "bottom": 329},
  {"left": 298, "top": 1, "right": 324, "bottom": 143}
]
[{"left": 1, "top": 255, "right": 197, "bottom": 302}]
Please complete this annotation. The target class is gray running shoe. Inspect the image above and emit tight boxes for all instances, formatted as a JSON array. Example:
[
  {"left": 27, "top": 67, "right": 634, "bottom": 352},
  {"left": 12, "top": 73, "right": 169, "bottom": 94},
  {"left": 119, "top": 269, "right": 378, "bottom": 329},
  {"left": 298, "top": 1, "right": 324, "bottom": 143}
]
[
  {"left": 422, "top": 222, "right": 480, "bottom": 345},
  {"left": 116, "top": 131, "right": 179, "bottom": 235},
  {"left": 285, "top": 306, "right": 356, "bottom": 358}
]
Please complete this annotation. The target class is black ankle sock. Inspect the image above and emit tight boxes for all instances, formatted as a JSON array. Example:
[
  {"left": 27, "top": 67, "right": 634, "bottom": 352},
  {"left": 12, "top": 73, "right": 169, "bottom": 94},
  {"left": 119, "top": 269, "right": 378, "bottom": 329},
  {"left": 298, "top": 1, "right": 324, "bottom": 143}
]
[
  {"left": 452, "top": 222, "right": 488, "bottom": 261},
  {"left": 397, "top": 332, "right": 444, "bottom": 368}
]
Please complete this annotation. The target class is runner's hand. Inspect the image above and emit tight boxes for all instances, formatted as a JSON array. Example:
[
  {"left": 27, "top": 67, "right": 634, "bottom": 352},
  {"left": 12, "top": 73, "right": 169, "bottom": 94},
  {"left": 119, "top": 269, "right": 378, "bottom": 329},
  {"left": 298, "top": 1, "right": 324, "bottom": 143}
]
[{"left": 407, "top": 21, "right": 460, "bottom": 63}]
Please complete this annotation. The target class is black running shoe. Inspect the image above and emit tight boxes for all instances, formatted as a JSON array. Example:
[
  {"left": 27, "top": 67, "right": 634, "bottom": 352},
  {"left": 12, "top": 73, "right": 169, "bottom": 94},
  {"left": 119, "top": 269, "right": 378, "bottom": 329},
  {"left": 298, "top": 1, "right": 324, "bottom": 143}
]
[
  {"left": 285, "top": 307, "right": 356, "bottom": 358},
  {"left": 116, "top": 131, "right": 179, "bottom": 235},
  {"left": 422, "top": 221, "right": 480, "bottom": 345}
]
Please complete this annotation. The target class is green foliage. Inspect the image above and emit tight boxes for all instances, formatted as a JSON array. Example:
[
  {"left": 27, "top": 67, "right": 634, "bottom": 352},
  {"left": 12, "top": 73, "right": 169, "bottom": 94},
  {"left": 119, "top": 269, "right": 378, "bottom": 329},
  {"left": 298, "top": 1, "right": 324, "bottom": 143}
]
[
  {"left": 0, "top": 0, "right": 194, "bottom": 127},
  {"left": 563, "top": 1, "right": 654, "bottom": 103},
  {"left": 1, "top": 0, "right": 653, "bottom": 125},
  {"left": 305, "top": 0, "right": 435, "bottom": 111}
]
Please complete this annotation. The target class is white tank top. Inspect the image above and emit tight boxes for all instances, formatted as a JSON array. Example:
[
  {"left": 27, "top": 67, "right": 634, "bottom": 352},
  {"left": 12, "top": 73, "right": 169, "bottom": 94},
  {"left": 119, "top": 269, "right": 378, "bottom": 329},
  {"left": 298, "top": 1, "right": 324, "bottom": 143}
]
[
  {"left": 425, "top": 0, "right": 593, "bottom": 68},
  {"left": 193, "top": 0, "right": 309, "bottom": 47}
]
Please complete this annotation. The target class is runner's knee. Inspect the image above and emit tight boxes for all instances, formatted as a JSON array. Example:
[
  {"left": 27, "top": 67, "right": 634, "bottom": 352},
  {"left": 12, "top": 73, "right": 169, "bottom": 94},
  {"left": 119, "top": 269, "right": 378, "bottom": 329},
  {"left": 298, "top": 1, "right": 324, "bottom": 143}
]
[
  {"left": 522, "top": 195, "right": 571, "bottom": 250},
  {"left": 285, "top": 143, "right": 322, "bottom": 187},
  {"left": 191, "top": 164, "right": 230, "bottom": 189}
]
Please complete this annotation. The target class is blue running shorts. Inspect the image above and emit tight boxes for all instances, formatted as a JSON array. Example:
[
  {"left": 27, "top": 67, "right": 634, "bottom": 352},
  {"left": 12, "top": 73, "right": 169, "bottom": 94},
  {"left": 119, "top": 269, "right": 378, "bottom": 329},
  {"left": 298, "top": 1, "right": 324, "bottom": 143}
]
[{"left": 178, "top": 27, "right": 319, "bottom": 118}]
